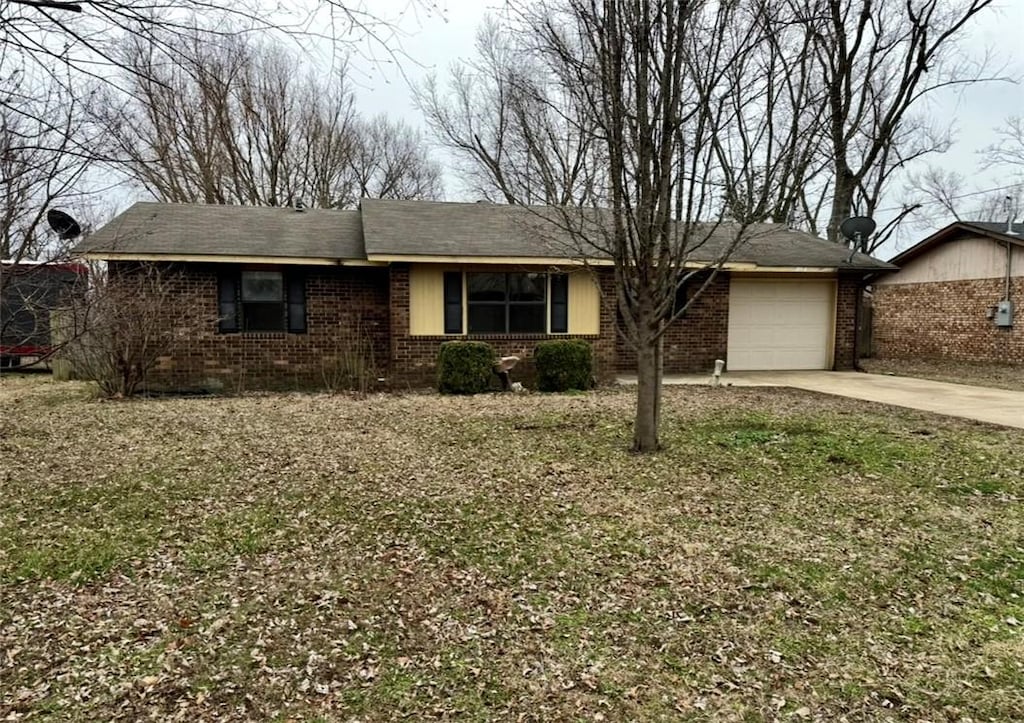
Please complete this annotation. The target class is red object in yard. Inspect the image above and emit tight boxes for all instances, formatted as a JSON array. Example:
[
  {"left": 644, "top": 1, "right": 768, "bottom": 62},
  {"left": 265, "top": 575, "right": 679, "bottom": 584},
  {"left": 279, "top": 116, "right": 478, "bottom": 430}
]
[{"left": 1, "top": 261, "right": 88, "bottom": 367}]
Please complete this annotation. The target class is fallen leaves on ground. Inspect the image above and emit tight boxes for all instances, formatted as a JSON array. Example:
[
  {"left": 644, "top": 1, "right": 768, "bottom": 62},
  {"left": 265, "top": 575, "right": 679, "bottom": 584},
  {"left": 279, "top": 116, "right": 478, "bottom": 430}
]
[
  {"left": 861, "top": 357, "right": 1024, "bottom": 393},
  {"left": 1, "top": 375, "right": 1022, "bottom": 721}
]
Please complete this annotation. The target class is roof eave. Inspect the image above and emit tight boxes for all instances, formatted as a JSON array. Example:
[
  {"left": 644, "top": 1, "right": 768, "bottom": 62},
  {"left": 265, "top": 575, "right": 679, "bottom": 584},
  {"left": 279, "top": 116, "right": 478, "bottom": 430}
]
[
  {"left": 888, "top": 221, "right": 1024, "bottom": 267},
  {"left": 365, "top": 253, "right": 613, "bottom": 266},
  {"left": 78, "top": 251, "right": 384, "bottom": 267}
]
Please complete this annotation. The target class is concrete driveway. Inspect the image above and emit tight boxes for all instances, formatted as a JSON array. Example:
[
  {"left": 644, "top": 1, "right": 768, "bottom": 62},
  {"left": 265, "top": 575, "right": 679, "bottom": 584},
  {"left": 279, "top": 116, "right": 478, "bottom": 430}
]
[{"left": 617, "top": 371, "right": 1024, "bottom": 429}]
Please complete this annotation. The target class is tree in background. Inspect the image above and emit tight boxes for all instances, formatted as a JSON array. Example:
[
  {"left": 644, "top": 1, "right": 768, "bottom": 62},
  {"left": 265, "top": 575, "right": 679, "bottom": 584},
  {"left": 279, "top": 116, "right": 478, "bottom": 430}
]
[
  {"left": 94, "top": 32, "right": 442, "bottom": 208},
  {"left": 1, "top": 1, "right": 441, "bottom": 100},
  {"left": 416, "top": 17, "right": 605, "bottom": 206},
  {"left": 2, "top": 1, "right": 447, "bottom": 371},
  {"left": 423, "top": 1, "right": 1000, "bottom": 255},
  {"left": 0, "top": 69, "right": 103, "bottom": 368},
  {"left": 0, "top": 75, "right": 100, "bottom": 262},
  {"left": 907, "top": 115, "right": 1024, "bottom": 224},
  {"left": 3, "top": 0, "right": 447, "bottom": 212},
  {"left": 349, "top": 114, "right": 447, "bottom": 202},
  {"left": 788, "top": 0, "right": 997, "bottom": 250}
]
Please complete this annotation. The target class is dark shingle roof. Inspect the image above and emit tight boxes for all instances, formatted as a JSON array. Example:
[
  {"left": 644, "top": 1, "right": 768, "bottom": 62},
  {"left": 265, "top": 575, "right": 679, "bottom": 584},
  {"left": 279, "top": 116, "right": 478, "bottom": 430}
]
[
  {"left": 360, "top": 198, "right": 893, "bottom": 270},
  {"left": 725, "top": 225, "right": 893, "bottom": 269},
  {"left": 75, "top": 202, "right": 365, "bottom": 260},
  {"left": 960, "top": 221, "right": 1024, "bottom": 237},
  {"left": 77, "top": 199, "right": 894, "bottom": 271}
]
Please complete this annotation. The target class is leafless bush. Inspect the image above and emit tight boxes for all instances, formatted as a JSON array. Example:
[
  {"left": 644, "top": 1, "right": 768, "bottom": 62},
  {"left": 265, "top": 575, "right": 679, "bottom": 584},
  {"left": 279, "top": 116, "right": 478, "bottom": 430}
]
[
  {"left": 320, "top": 316, "right": 379, "bottom": 395},
  {"left": 62, "top": 264, "right": 214, "bottom": 397}
]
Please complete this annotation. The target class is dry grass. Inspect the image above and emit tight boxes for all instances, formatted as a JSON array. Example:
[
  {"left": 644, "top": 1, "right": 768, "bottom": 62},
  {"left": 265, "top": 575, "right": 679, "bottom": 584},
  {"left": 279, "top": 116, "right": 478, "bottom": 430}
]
[
  {"left": 861, "top": 357, "right": 1024, "bottom": 393},
  {"left": 1, "top": 375, "right": 1023, "bottom": 722}
]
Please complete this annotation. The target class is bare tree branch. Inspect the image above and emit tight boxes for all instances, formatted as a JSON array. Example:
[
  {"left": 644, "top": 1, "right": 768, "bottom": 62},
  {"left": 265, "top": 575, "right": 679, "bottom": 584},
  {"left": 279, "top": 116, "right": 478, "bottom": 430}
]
[{"left": 94, "top": 30, "right": 442, "bottom": 208}]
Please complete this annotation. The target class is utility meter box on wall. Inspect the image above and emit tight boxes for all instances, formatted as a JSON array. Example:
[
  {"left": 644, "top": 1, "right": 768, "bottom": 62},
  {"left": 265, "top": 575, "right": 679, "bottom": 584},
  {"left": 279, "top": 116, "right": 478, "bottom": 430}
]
[{"left": 995, "top": 300, "right": 1014, "bottom": 327}]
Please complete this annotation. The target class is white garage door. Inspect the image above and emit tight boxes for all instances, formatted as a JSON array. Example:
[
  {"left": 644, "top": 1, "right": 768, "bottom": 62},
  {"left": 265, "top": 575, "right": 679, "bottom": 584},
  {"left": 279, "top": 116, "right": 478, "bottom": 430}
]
[{"left": 727, "top": 279, "right": 835, "bottom": 371}]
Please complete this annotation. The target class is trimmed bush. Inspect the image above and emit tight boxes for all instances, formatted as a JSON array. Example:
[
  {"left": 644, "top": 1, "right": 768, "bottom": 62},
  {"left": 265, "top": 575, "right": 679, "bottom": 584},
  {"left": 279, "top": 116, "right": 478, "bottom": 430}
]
[
  {"left": 437, "top": 341, "right": 495, "bottom": 394},
  {"left": 535, "top": 339, "right": 593, "bottom": 392}
]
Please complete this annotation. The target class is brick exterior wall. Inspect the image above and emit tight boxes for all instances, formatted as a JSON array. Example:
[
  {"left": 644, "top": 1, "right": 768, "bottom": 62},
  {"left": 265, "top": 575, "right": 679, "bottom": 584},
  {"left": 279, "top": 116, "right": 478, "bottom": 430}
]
[
  {"left": 873, "top": 277, "right": 1024, "bottom": 363},
  {"left": 110, "top": 262, "right": 390, "bottom": 391},
  {"left": 615, "top": 274, "right": 861, "bottom": 373},
  {"left": 111, "top": 261, "right": 864, "bottom": 391},
  {"left": 386, "top": 265, "right": 620, "bottom": 387},
  {"left": 834, "top": 275, "right": 860, "bottom": 370},
  {"left": 615, "top": 272, "right": 731, "bottom": 374}
]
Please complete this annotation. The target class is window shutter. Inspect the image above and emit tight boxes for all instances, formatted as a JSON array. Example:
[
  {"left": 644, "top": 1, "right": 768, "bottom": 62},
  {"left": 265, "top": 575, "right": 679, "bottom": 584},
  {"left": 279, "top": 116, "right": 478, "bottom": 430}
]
[
  {"left": 286, "top": 273, "right": 307, "bottom": 333},
  {"left": 550, "top": 273, "right": 569, "bottom": 333},
  {"left": 443, "top": 272, "right": 463, "bottom": 334},
  {"left": 672, "top": 277, "right": 689, "bottom": 318},
  {"left": 218, "top": 272, "right": 240, "bottom": 333}
]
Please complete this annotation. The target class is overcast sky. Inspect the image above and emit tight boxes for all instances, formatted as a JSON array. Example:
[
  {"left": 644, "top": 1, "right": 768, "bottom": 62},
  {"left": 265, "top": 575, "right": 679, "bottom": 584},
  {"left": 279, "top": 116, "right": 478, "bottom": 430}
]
[{"left": 339, "top": 0, "right": 1023, "bottom": 257}]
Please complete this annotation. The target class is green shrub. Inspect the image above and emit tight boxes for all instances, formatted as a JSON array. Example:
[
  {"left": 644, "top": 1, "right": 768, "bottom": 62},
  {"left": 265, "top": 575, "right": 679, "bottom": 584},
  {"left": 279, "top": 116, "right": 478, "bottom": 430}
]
[
  {"left": 535, "top": 339, "right": 593, "bottom": 392},
  {"left": 437, "top": 341, "right": 495, "bottom": 394}
]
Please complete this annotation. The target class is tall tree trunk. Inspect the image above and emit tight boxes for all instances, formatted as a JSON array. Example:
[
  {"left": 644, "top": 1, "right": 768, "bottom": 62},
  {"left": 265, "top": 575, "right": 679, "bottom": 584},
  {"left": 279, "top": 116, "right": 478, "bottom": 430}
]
[
  {"left": 827, "top": 168, "right": 858, "bottom": 245},
  {"left": 633, "top": 340, "right": 660, "bottom": 453}
]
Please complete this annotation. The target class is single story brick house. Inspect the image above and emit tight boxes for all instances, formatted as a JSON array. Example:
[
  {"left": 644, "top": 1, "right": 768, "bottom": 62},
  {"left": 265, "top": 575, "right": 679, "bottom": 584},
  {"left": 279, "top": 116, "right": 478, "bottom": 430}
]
[
  {"left": 873, "top": 221, "right": 1023, "bottom": 364},
  {"left": 75, "top": 199, "right": 893, "bottom": 390}
]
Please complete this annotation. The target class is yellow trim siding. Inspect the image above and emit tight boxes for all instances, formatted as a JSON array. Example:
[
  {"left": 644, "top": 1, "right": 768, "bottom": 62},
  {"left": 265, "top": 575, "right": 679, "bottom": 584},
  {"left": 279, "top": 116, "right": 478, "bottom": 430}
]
[
  {"left": 369, "top": 254, "right": 609, "bottom": 266},
  {"left": 81, "top": 252, "right": 384, "bottom": 267},
  {"left": 372, "top": 253, "right": 838, "bottom": 274},
  {"left": 409, "top": 266, "right": 446, "bottom": 335},
  {"left": 86, "top": 250, "right": 839, "bottom": 275},
  {"left": 733, "top": 271, "right": 838, "bottom": 279},
  {"left": 407, "top": 264, "right": 601, "bottom": 336},
  {"left": 567, "top": 271, "right": 600, "bottom": 334}
]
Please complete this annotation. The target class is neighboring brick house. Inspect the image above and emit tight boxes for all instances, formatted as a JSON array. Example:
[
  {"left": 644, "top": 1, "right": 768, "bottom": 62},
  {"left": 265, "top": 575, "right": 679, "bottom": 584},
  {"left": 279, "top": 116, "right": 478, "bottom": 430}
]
[
  {"left": 75, "top": 199, "right": 893, "bottom": 390},
  {"left": 873, "top": 221, "right": 1024, "bottom": 364}
]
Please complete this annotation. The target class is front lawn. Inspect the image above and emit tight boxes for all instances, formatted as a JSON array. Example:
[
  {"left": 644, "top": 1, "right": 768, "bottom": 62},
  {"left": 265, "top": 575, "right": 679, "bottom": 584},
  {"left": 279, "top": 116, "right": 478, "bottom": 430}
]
[{"left": 1, "top": 377, "right": 1022, "bottom": 721}]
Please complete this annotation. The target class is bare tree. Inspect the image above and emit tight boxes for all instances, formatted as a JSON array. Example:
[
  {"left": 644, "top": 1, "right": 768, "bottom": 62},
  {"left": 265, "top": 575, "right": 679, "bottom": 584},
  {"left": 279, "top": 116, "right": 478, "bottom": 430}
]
[
  {"left": 696, "top": 0, "right": 1000, "bottom": 251},
  {"left": 349, "top": 115, "right": 444, "bottom": 202},
  {"left": 0, "top": 74, "right": 99, "bottom": 261},
  {"left": 906, "top": 166, "right": 970, "bottom": 221},
  {"left": 1, "top": 1, "right": 443, "bottom": 99},
  {"left": 416, "top": 17, "right": 604, "bottom": 206},
  {"left": 97, "top": 31, "right": 442, "bottom": 208},
  {"left": 714, "top": 1, "right": 830, "bottom": 229},
  {"left": 904, "top": 115, "right": 1024, "bottom": 226},
  {"left": 982, "top": 116, "right": 1024, "bottom": 170},
  {"left": 1, "top": 1, "right": 446, "bottom": 217},
  {"left": 422, "top": 0, "right": 998, "bottom": 258},
  {"left": 784, "top": 0, "right": 997, "bottom": 249},
  {"left": 975, "top": 190, "right": 1024, "bottom": 224},
  {"left": 518, "top": 0, "right": 774, "bottom": 452},
  {"left": 0, "top": 67, "right": 102, "bottom": 368},
  {"left": 906, "top": 171, "right": 1024, "bottom": 226}
]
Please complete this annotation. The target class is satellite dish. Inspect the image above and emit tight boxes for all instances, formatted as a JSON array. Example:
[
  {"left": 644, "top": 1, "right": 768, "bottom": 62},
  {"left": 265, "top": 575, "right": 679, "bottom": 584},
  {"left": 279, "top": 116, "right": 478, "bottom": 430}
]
[
  {"left": 839, "top": 216, "right": 876, "bottom": 245},
  {"left": 46, "top": 209, "right": 82, "bottom": 240}
]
